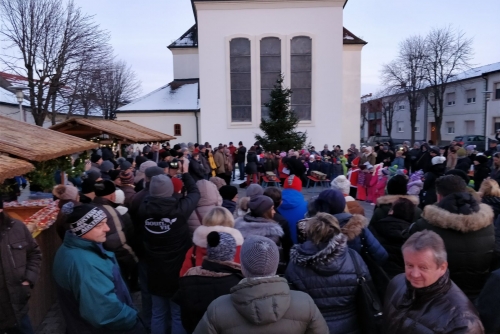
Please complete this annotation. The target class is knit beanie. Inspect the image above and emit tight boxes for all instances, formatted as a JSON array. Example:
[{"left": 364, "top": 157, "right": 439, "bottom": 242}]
[
  {"left": 445, "top": 169, "right": 470, "bottom": 185},
  {"left": 457, "top": 148, "right": 467, "bottom": 158},
  {"left": 171, "top": 177, "right": 184, "bottom": 194},
  {"left": 135, "top": 156, "right": 147, "bottom": 168},
  {"left": 100, "top": 161, "right": 114, "bottom": 173},
  {"left": 246, "top": 184, "right": 264, "bottom": 199},
  {"left": 119, "top": 170, "right": 134, "bottom": 185},
  {"left": 149, "top": 174, "right": 174, "bottom": 198},
  {"left": 314, "top": 189, "right": 346, "bottom": 215},
  {"left": 119, "top": 160, "right": 132, "bottom": 171},
  {"left": 140, "top": 160, "right": 157, "bottom": 173},
  {"left": 432, "top": 156, "right": 446, "bottom": 165},
  {"left": 61, "top": 202, "right": 107, "bottom": 237},
  {"left": 219, "top": 185, "right": 238, "bottom": 201},
  {"left": 206, "top": 232, "right": 237, "bottom": 262},
  {"left": 94, "top": 180, "right": 116, "bottom": 197},
  {"left": 158, "top": 161, "right": 169, "bottom": 169},
  {"left": 209, "top": 176, "right": 226, "bottom": 190},
  {"left": 386, "top": 175, "right": 408, "bottom": 195},
  {"left": 52, "top": 185, "right": 79, "bottom": 201},
  {"left": 247, "top": 195, "right": 274, "bottom": 217},
  {"left": 145, "top": 166, "right": 165, "bottom": 180},
  {"left": 330, "top": 175, "right": 351, "bottom": 195},
  {"left": 240, "top": 235, "right": 279, "bottom": 278},
  {"left": 284, "top": 175, "right": 302, "bottom": 192},
  {"left": 90, "top": 153, "right": 102, "bottom": 163}
]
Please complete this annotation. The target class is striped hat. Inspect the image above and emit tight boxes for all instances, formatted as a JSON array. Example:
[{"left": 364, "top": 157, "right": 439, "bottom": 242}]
[{"left": 240, "top": 235, "right": 279, "bottom": 278}]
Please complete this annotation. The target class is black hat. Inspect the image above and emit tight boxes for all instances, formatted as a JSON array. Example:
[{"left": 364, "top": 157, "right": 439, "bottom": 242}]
[
  {"left": 238, "top": 141, "right": 243, "bottom": 145},
  {"left": 90, "top": 153, "right": 102, "bottom": 163},
  {"left": 158, "top": 161, "right": 169, "bottom": 169},
  {"left": 173, "top": 144, "right": 181, "bottom": 151},
  {"left": 61, "top": 202, "right": 107, "bottom": 237},
  {"left": 94, "top": 180, "right": 116, "bottom": 197},
  {"left": 445, "top": 169, "right": 470, "bottom": 185},
  {"left": 430, "top": 146, "right": 440, "bottom": 155},
  {"left": 219, "top": 185, "right": 238, "bottom": 201},
  {"left": 169, "top": 159, "right": 180, "bottom": 170},
  {"left": 386, "top": 175, "right": 408, "bottom": 195},
  {"left": 474, "top": 155, "right": 488, "bottom": 164}
]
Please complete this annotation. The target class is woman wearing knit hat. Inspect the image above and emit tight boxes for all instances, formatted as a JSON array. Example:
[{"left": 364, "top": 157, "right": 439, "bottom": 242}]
[
  {"left": 118, "top": 170, "right": 136, "bottom": 207},
  {"left": 174, "top": 231, "right": 243, "bottom": 333},
  {"left": 286, "top": 213, "right": 371, "bottom": 334},
  {"left": 219, "top": 185, "right": 238, "bottom": 214},
  {"left": 52, "top": 203, "right": 145, "bottom": 333},
  {"left": 278, "top": 175, "right": 308, "bottom": 244},
  {"left": 330, "top": 175, "right": 365, "bottom": 216},
  {"left": 455, "top": 147, "right": 472, "bottom": 173},
  {"left": 52, "top": 184, "right": 80, "bottom": 240}
]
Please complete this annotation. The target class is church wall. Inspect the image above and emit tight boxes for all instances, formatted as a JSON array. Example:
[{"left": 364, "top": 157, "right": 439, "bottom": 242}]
[
  {"left": 172, "top": 48, "right": 200, "bottom": 80},
  {"left": 342, "top": 44, "right": 363, "bottom": 148}
]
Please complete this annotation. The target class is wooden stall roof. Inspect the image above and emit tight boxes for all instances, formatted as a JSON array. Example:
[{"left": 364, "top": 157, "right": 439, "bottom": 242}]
[
  {"left": 49, "top": 118, "right": 176, "bottom": 143},
  {"left": 0, "top": 115, "right": 98, "bottom": 162},
  {"left": 0, "top": 155, "right": 35, "bottom": 183}
]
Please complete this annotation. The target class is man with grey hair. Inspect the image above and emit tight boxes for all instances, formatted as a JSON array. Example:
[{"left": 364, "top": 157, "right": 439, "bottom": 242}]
[{"left": 383, "top": 230, "right": 484, "bottom": 333}]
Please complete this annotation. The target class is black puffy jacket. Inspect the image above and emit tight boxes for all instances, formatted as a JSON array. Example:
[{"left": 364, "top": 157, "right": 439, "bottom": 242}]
[
  {"left": 245, "top": 151, "right": 258, "bottom": 174},
  {"left": 418, "top": 163, "right": 446, "bottom": 209}
]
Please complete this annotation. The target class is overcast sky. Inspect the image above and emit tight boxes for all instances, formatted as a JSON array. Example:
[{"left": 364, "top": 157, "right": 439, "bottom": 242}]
[{"left": 74, "top": 0, "right": 499, "bottom": 97}]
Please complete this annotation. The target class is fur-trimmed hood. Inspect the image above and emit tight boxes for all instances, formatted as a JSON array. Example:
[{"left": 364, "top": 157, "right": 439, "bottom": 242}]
[
  {"left": 422, "top": 203, "right": 494, "bottom": 233},
  {"left": 290, "top": 233, "right": 347, "bottom": 269},
  {"left": 192, "top": 225, "right": 244, "bottom": 248},
  {"left": 334, "top": 213, "right": 368, "bottom": 241},
  {"left": 234, "top": 214, "right": 284, "bottom": 239},
  {"left": 376, "top": 194, "right": 419, "bottom": 206}
]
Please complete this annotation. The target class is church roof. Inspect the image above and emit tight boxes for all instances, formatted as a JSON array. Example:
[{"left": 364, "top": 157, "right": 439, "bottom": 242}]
[
  {"left": 168, "top": 25, "right": 198, "bottom": 49},
  {"left": 343, "top": 27, "right": 367, "bottom": 45},
  {"left": 116, "top": 79, "right": 199, "bottom": 113}
]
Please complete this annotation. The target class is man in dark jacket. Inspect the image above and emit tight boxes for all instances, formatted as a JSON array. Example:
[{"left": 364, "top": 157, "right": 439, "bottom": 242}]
[
  {"left": 384, "top": 230, "right": 483, "bottom": 333},
  {"left": 408, "top": 142, "right": 422, "bottom": 173},
  {"left": 0, "top": 199, "right": 42, "bottom": 333},
  {"left": 198, "top": 145, "right": 211, "bottom": 179},
  {"left": 138, "top": 168, "right": 200, "bottom": 334},
  {"left": 410, "top": 175, "right": 495, "bottom": 299},
  {"left": 236, "top": 141, "right": 247, "bottom": 180}
]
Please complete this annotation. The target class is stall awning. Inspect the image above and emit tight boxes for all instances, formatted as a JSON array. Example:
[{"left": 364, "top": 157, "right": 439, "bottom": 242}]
[
  {"left": 0, "top": 155, "right": 35, "bottom": 183},
  {"left": 49, "top": 118, "right": 176, "bottom": 143},
  {"left": 0, "top": 115, "right": 98, "bottom": 161}
]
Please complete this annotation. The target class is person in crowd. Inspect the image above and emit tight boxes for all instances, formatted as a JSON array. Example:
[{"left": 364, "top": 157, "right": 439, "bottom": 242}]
[
  {"left": 278, "top": 153, "right": 289, "bottom": 184},
  {"left": 147, "top": 144, "right": 160, "bottom": 163},
  {"left": 391, "top": 150, "right": 405, "bottom": 168},
  {"left": 446, "top": 145, "right": 457, "bottom": 171},
  {"left": 419, "top": 155, "right": 446, "bottom": 209},
  {"left": 298, "top": 189, "right": 388, "bottom": 265},
  {"left": 187, "top": 180, "right": 222, "bottom": 234},
  {"left": 53, "top": 184, "right": 81, "bottom": 239},
  {"left": 254, "top": 141, "right": 263, "bottom": 155},
  {"left": 236, "top": 141, "right": 247, "bottom": 181},
  {"left": 376, "top": 145, "right": 394, "bottom": 165},
  {"left": 330, "top": 175, "right": 365, "bottom": 215},
  {"left": 491, "top": 152, "right": 500, "bottom": 186},
  {"left": 473, "top": 155, "right": 490, "bottom": 191},
  {"left": 287, "top": 151, "right": 307, "bottom": 183},
  {"left": 476, "top": 266, "right": 500, "bottom": 333},
  {"left": 189, "top": 152, "right": 207, "bottom": 182},
  {"left": 277, "top": 175, "right": 308, "bottom": 244},
  {"left": 228, "top": 142, "right": 237, "bottom": 181},
  {"left": 193, "top": 235, "right": 328, "bottom": 333},
  {"left": 174, "top": 232, "right": 244, "bottom": 333},
  {"left": 263, "top": 187, "right": 293, "bottom": 259},
  {"left": 0, "top": 199, "right": 41, "bottom": 334},
  {"left": 455, "top": 147, "right": 472, "bottom": 173},
  {"left": 245, "top": 183, "right": 264, "bottom": 198},
  {"left": 286, "top": 212, "right": 370, "bottom": 334},
  {"left": 53, "top": 203, "right": 145, "bottom": 334},
  {"left": 219, "top": 185, "right": 238, "bottom": 214},
  {"left": 320, "top": 144, "right": 331, "bottom": 158},
  {"left": 197, "top": 145, "right": 211, "bottom": 180},
  {"left": 180, "top": 207, "right": 243, "bottom": 276},
  {"left": 347, "top": 143, "right": 360, "bottom": 163},
  {"left": 209, "top": 176, "right": 226, "bottom": 190},
  {"left": 214, "top": 144, "right": 228, "bottom": 185},
  {"left": 362, "top": 146, "right": 377, "bottom": 166},
  {"left": 407, "top": 170, "right": 424, "bottom": 196},
  {"left": 89, "top": 153, "right": 103, "bottom": 173},
  {"left": 383, "top": 230, "right": 484, "bottom": 333},
  {"left": 135, "top": 160, "right": 157, "bottom": 192},
  {"left": 99, "top": 160, "right": 114, "bottom": 181},
  {"left": 370, "top": 165, "right": 389, "bottom": 204},
  {"left": 80, "top": 169, "right": 101, "bottom": 203},
  {"left": 479, "top": 178, "right": 500, "bottom": 219},
  {"left": 206, "top": 147, "right": 218, "bottom": 177},
  {"left": 408, "top": 142, "right": 422, "bottom": 173},
  {"left": 410, "top": 175, "right": 494, "bottom": 300},
  {"left": 416, "top": 143, "right": 432, "bottom": 173},
  {"left": 370, "top": 174, "right": 421, "bottom": 224},
  {"left": 118, "top": 170, "right": 136, "bottom": 207},
  {"left": 369, "top": 198, "right": 416, "bottom": 278},
  {"left": 244, "top": 146, "right": 259, "bottom": 186},
  {"left": 262, "top": 152, "right": 277, "bottom": 174}
]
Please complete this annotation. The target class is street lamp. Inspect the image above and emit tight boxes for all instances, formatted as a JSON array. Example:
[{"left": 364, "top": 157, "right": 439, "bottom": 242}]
[{"left": 8, "top": 85, "right": 28, "bottom": 122}]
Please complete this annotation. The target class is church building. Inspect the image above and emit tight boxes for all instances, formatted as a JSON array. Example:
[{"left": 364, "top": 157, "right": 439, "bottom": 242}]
[{"left": 116, "top": 0, "right": 366, "bottom": 148}]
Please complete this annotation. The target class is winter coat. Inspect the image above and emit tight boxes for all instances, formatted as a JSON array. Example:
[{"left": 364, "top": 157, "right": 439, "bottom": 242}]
[
  {"left": 408, "top": 148, "right": 422, "bottom": 173},
  {"left": 376, "top": 150, "right": 394, "bottom": 164},
  {"left": 369, "top": 215, "right": 411, "bottom": 278},
  {"left": 419, "top": 163, "right": 446, "bottom": 209},
  {"left": 0, "top": 214, "right": 41, "bottom": 329},
  {"left": 369, "top": 195, "right": 422, "bottom": 226},
  {"left": 455, "top": 156, "right": 472, "bottom": 173},
  {"left": 53, "top": 232, "right": 144, "bottom": 334},
  {"left": 345, "top": 195, "right": 365, "bottom": 216},
  {"left": 118, "top": 185, "right": 136, "bottom": 208},
  {"left": 138, "top": 173, "right": 200, "bottom": 297},
  {"left": 474, "top": 163, "right": 491, "bottom": 191},
  {"left": 360, "top": 153, "right": 376, "bottom": 166},
  {"left": 208, "top": 153, "right": 217, "bottom": 177},
  {"left": 245, "top": 151, "right": 258, "bottom": 175},
  {"left": 475, "top": 268, "right": 500, "bottom": 333},
  {"left": 391, "top": 157, "right": 405, "bottom": 169},
  {"left": 482, "top": 196, "right": 500, "bottom": 220},
  {"left": 384, "top": 271, "right": 484, "bottom": 334},
  {"left": 410, "top": 192, "right": 495, "bottom": 299},
  {"left": 286, "top": 234, "right": 370, "bottom": 334},
  {"left": 174, "top": 260, "right": 243, "bottom": 333},
  {"left": 189, "top": 158, "right": 207, "bottom": 182},
  {"left": 193, "top": 276, "right": 329, "bottom": 334},
  {"left": 221, "top": 199, "right": 236, "bottom": 214},
  {"left": 407, "top": 179, "right": 423, "bottom": 196},
  {"left": 199, "top": 153, "right": 211, "bottom": 175},
  {"left": 214, "top": 150, "right": 226, "bottom": 175},
  {"left": 263, "top": 158, "right": 277, "bottom": 173},
  {"left": 187, "top": 180, "right": 223, "bottom": 234},
  {"left": 236, "top": 146, "right": 247, "bottom": 164},
  {"left": 179, "top": 225, "right": 244, "bottom": 277},
  {"left": 287, "top": 156, "right": 306, "bottom": 177},
  {"left": 278, "top": 189, "right": 308, "bottom": 244}
]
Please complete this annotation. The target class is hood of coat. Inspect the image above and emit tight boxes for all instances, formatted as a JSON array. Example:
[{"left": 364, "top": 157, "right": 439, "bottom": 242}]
[
  {"left": 230, "top": 277, "right": 291, "bottom": 325},
  {"left": 234, "top": 215, "right": 284, "bottom": 239},
  {"left": 290, "top": 233, "right": 348, "bottom": 274},
  {"left": 373, "top": 216, "right": 412, "bottom": 240},
  {"left": 192, "top": 225, "right": 244, "bottom": 248},
  {"left": 196, "top": 179, "right": 223, "bottom": 207},
  {"left": 280, "top": 189, "right": 306, "bottom": 210},
  {"left": 482, "top": 195, "right": 500, "bottom": 208},
  {"left": 333, "top": 213, "right": 367, "bottom": 241},
  {"left": 376, "top": 194, "right": 419, "bottom": 206}
]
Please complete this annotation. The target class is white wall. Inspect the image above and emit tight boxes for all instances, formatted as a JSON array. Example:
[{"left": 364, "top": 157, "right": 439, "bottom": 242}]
[
  {"left": 0, "top": 104, "right": 67, "bottom": 128},
  {"left": 172, "top": 48, "right": 200, "bottom": 80},
  {"left": 196, "top": 0, "right": 349, "bottom": 149},
  {"left": 342, "top": 45, "right": 363, "bottom": 147},
  {"left": 116, "top": 112, "right": 198, "bottom": 144},
  {"left": 486, "top": 72, "right": 500, "bottom": 137}
]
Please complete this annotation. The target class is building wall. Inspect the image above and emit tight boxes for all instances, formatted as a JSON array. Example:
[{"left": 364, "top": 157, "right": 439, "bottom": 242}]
[
  {"left": 381, "top": 98, "right": 426, "bottom": 142},
  {"left": 342, "top": 45, "right": 363, "bottom": 147},
  {"left": 486, "top": 72, "right": 500, "bottom": 137},
  {"left": 196, "top": 0, "right": 351, "bottom": 148},
  {"left": 0, "top": 104, "right": 69, "bottom": 128},
  {"left": 172, "top": 48, "right": 200, "bottom": 80},
  {"left": 116, "top": 112, "right": 198, "bottom": 144}
]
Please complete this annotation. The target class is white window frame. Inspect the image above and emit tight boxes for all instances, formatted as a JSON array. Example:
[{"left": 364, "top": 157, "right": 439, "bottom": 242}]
[
  {"left": 397, "top": 121, "right": 404, "bottom": 133},
  {"left": 414, "top": 121, "right": 420, "bottom": 133},
  {"left": 446, "top": 122, "right": 455, "bottom": 134},
  {"left": 465, "top": 89, "right": 476, "bottom": 104},
  {"left": 446, "top": 93, "right": 456, "bottom": 106}
]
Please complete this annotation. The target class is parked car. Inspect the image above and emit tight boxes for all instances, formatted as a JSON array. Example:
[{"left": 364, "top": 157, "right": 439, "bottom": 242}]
[
  {"left": 361, "top": 135, "right": 394, "bottom": 149},
  {"left": 453, "top": 135, "right": 485, "bottom": 152}
]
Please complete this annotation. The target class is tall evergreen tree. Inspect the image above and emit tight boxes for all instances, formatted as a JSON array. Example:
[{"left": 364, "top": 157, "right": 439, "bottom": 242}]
[{"left": 255, "top": 75, "right": 307, "bottom": 152}]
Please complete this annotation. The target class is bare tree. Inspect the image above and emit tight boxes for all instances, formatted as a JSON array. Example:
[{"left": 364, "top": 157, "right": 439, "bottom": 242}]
[
  {"left": 376, "top": 88, "right": 405, "bottom": 139},
  {"left": 422, "top": 27, "right": 473, "bottom": 144},
  {"left": 381, "top": 35, "right": 427, "bottom": 144},
  {"left": 0, "top": 0, "right": 110, "bottom": 126}
]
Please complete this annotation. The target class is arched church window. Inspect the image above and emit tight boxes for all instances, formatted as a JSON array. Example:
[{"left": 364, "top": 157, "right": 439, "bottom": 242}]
[
  {"left": 291, "top": 36, "right": 312, "bottom": 121},
  {"left": 260, "top": 37, "right": 281, "bottom": 120},
  {"left": 230, "top": 38, "right": 252, "bottom": 122}
]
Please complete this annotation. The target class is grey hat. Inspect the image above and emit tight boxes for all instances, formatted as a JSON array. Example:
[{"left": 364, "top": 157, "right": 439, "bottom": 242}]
[
  {"left": 100, "top": 160, "right": 114, "bottom": 173},
  {"left": 240, "top": 235, "right": 279, "bottom": 278},
  {"left": 247, "top": 195, "right": 274, "bottom": 217},
  {"left": 246, "top": 184, "right": 264, "bottom": 199},
  {"left": 187, "top": 142, "right": 194, "bottom": 147},
  {"left": 206, "top": 232, "right": 236, "bottom": 262},
  {"left": 145, "top": 166, "right": 165, "bottom": 180},
  {"left": 120, "top": 160, "right": 132, "bottom": 171},
  {"left": 149, "top": 174, "right": 174, "bottom": 198},
  {"left": 139, "top": 160, "right": 157, "bottom": 173}
]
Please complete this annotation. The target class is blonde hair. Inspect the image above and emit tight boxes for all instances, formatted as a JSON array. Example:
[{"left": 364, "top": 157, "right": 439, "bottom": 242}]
[
  {"left": 306, "top": 213, "right": 341, "bottom": 245},
  {"left": 479, "top": 179, "right": 500, "bottom": 197},
  {"left": 238, "top": 196, "right": 250, "bottom": 212},
  {"left": 202, "top": 207, "right": 235, "bottom": 227}
]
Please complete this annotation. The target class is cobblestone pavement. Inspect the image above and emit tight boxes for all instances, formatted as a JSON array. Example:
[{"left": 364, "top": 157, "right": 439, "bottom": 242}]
[{"left": 35, "top": 176, "right": 374, "bottom": 334}]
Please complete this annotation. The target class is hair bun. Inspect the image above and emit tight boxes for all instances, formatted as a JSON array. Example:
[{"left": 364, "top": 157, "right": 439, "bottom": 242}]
[
  {"left": 53, "top": 185, "right": 67, "bottom": 197},
  {"left": 207, "top": 231, "right": 220, "bottom": 247},
  {"left": 61, "top": 202, "right": 75, "bottom": 215}
]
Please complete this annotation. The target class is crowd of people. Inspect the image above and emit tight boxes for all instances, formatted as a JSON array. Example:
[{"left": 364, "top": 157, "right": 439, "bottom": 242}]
[{"left": 4, "top": 138, "right": 500, "bottom": 333}]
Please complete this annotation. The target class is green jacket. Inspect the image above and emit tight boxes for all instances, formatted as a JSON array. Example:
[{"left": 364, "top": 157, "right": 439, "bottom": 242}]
[{"left": 194, "top": 276, "right": 328, "bottom": 334}]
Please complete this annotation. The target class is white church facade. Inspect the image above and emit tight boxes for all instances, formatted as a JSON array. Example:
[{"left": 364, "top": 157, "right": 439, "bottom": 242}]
[{"left": 116, "top": 0, "right": 366, "bottom": 148}]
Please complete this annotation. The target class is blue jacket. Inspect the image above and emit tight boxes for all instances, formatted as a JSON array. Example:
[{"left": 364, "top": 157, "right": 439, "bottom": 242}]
[
  {"left": 53, "top": 232, "right": 143, "bottom": 334},
  {"left": 286, "top": 234, "right": 370, "bottom": 334},
  {"left": 391, "top": 157, "right": 405, "bottom": 168},
  {"left": 278, "top": 189, "right": 308, "bottom": 244}
]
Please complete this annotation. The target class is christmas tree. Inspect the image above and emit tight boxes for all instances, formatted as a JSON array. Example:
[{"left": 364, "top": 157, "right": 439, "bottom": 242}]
[{"left": 255, "top": 75, "right": 307, "bottom": 152}]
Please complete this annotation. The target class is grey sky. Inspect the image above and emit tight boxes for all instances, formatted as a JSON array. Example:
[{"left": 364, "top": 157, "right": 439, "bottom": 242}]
[{"left": 74, "top": 0, "right": 499, "bottom": 97}]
